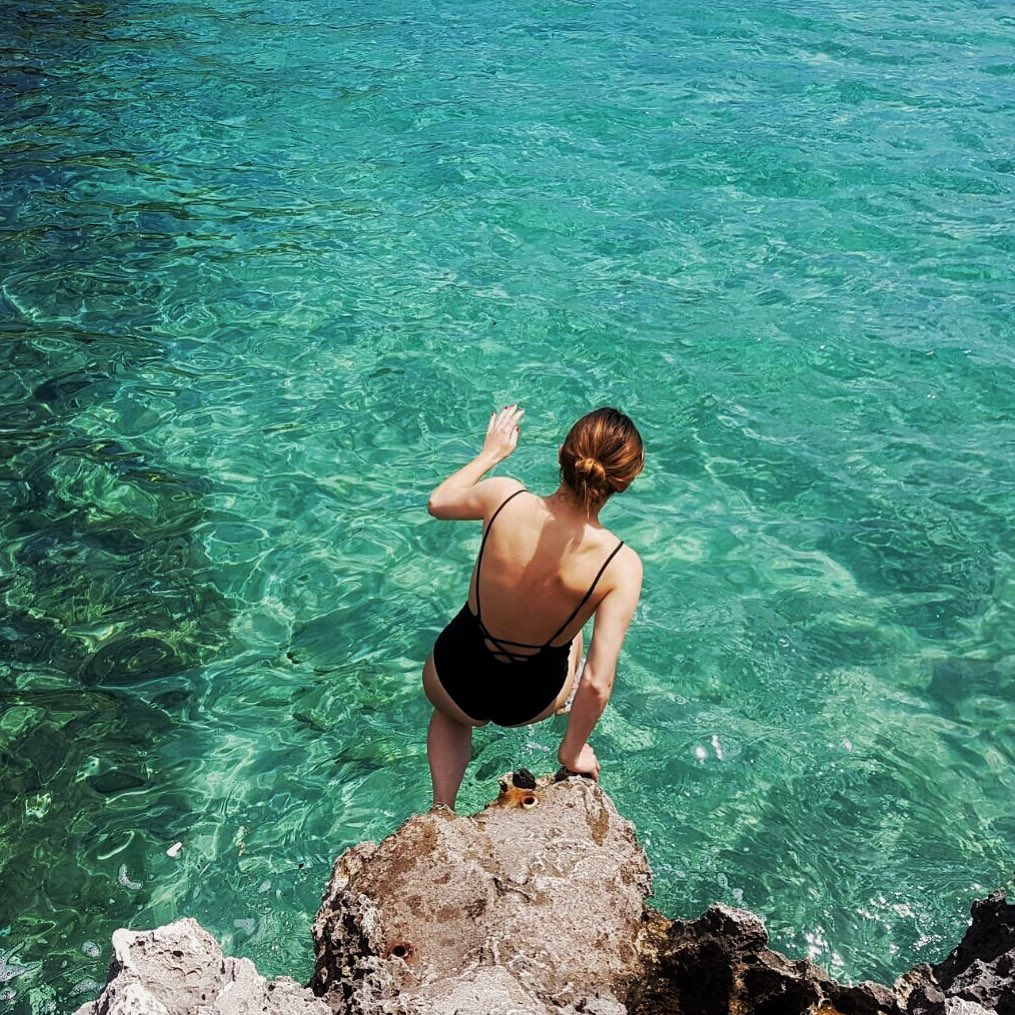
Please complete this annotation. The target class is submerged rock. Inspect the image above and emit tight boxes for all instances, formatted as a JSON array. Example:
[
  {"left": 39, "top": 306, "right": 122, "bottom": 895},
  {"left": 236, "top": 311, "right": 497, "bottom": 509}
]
[{"left": 72, "top": 777, "right": 1014, "bottom": 1015}]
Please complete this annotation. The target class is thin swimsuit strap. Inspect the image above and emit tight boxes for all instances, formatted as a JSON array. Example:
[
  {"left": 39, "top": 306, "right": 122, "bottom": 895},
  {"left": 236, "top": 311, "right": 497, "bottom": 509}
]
[
  {"left": 541, "top": 538, "right": 624, "bottom": 646},
  {"left": 473, "top": 488, "right": 527, "bottom": 631},
  {"left": 473, "top": 489, "right": 625, "bottom": 659}
]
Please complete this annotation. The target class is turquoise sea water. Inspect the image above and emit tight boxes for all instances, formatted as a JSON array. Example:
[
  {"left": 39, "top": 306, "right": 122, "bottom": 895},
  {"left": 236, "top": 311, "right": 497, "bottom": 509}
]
[{"left": 2, "top": 0, "right": 1014, "bottom": 1009}]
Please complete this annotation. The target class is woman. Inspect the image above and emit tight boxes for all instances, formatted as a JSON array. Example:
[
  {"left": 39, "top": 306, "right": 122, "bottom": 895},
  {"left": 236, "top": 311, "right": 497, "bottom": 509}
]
[{"left": 423, "top": 404, "right": 644, "bottom": 810}]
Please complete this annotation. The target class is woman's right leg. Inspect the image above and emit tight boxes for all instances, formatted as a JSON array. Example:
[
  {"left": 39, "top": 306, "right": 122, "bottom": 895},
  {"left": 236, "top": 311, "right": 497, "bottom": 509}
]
[
  {"left": 554, "top": 629, "right": 584, "bottom": 715},
  {"left": 509, "top": 629, "right": 585, "bottom": 728},
  {"left": 422, "top": 653, "right": 486, "bottom": 811}
]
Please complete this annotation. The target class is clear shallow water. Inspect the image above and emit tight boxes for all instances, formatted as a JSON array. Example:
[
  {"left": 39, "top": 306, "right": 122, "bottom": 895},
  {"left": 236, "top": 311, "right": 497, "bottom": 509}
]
[{"left": 1, "top": 0, "right": 1014, "bottom": 1008}]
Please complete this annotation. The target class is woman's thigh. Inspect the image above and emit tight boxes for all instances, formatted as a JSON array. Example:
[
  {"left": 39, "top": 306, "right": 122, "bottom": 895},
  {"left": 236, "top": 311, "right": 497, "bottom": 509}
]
[{"left": 422, "top": 652, "right": 489, "bottom": 728}]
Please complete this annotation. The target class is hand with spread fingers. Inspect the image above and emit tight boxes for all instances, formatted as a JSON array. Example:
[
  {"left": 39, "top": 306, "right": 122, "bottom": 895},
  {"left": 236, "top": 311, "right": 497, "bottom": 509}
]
[{"left": 481, "top": 403, "right": 524, "bottom": 463}]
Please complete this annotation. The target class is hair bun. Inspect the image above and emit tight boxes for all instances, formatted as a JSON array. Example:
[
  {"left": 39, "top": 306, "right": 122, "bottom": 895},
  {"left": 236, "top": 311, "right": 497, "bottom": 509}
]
[
  {"left": 558, "top": 407, "right": 644, "bottom": 511},
  {"left": 575, "top": 456, "right": 607, "bottom": 483}
]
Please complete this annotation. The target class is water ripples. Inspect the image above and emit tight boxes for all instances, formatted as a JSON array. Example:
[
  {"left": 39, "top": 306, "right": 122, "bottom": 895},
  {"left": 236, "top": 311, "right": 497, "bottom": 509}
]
[{"left": 3, "top": 0, "right": 1015, "bottom": 1010}]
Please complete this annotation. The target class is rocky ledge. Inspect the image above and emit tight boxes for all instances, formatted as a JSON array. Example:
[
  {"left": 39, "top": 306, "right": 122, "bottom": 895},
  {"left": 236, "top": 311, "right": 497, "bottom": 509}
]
[{"left": 75, "top": 772, "right": 1014, "bottom": 1015}]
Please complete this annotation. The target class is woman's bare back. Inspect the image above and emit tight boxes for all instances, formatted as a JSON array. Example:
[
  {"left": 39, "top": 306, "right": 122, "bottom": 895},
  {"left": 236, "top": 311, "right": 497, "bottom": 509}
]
[{"left": 467, "top": 487, "right": 626, "bottom": 655}]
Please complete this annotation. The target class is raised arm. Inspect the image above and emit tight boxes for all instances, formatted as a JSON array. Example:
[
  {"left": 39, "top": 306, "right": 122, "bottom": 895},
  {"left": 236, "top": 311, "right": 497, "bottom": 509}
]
[
  {"left": 427, "top": 405, "right": 525, "bottom": 520},
  {"left": 558, "top": 547, "right": 643, "bottom": 778}
]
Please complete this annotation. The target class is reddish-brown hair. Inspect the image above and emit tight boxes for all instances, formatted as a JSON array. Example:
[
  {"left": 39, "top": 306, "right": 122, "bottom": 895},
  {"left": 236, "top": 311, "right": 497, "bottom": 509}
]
[{"left": 559, "top": 407, "right": 644, "bottom": 511}]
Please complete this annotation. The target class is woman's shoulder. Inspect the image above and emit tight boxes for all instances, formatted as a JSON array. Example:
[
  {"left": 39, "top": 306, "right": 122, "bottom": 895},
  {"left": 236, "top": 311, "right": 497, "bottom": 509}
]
[
  {"left": 614, "top": 541, "right": 643, "bottom": 577},
  {"left": 597, "top": 534, "right": 642, "bottom": 587},
  {"left": 477, "top": 476, "right": 526, "bottom": 517}
]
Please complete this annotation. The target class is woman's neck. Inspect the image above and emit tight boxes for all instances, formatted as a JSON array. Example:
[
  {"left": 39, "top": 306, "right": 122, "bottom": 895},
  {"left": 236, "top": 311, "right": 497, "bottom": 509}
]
[{"left": 546, "top": 485, "right": 602, "bottom": 524}]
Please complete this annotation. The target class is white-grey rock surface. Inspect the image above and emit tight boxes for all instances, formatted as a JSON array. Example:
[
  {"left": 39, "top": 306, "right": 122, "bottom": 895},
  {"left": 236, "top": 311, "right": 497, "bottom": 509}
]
[
  {"left": 942, "top": 1000, "right": 994, "bottom": 1015},
  {"left": 71, "top": 918, "right": 330, "bottom": 1015}
]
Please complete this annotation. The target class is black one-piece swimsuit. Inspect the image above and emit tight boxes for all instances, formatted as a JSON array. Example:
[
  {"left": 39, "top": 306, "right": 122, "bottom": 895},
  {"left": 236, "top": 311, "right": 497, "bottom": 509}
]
[{"left": 433, "top": 490, "right": 623, "bottom": 727}]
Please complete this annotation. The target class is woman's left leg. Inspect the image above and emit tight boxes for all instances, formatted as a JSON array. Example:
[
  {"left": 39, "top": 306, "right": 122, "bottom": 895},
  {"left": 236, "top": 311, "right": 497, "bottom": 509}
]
[
  {"left": 422, "top": 653, "right": 486, "bottom": 811},
  {"left": 426, "top": 710, "right": 473, "bottom": 811}
]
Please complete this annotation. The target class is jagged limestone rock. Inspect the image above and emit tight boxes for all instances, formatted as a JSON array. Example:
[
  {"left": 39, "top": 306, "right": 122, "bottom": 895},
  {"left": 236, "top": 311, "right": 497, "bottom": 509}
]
[
  {"left": 904, "top": 891, "right": 1015, "bottom": 1015},
  {"left": 625, "top": 902, "right": 902, "bottom": 1015},
  {"left": 71, "top": 917, "right": 330, "bottom": 1015},
  {"left": 311, "top": 772, "right": 654, "bottom": 1014},
  {"left": 70, "top": 776, "right": 1013, "bottom": 1015},
  {"left": 942, "top": 1001, "right": 994, "bottom": 1015}
]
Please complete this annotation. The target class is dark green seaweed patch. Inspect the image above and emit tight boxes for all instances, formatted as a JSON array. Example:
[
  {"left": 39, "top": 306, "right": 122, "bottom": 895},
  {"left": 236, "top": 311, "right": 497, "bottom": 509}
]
[
  {"left": 0, "top": 402, "right": 232, "bottom": 1008},
  {"left": 0, "top": 323, "right": 230, "bottom": 1014}
]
